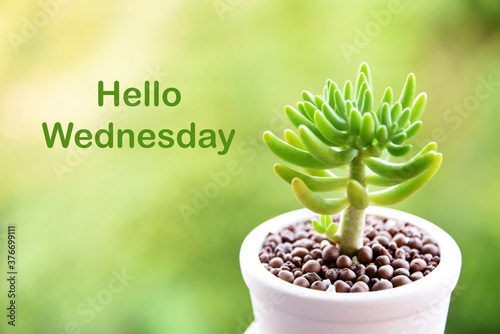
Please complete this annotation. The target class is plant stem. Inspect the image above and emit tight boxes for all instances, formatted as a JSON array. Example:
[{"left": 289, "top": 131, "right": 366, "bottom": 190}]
[{"left": 337, "top": 153, "right": 366, "bottom": 256}]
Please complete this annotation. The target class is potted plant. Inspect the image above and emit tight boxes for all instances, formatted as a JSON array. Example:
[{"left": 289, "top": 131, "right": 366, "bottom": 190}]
[{"left": 240, "top": 63, "right": 461, "bottom": 334}]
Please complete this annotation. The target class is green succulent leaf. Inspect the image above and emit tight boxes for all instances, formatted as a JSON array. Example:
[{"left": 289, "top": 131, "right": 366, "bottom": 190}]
[
  {"left": 327, "top": 81, "right": 340, "bottom": 108},
  {"left": 361, "top": 89, "right": 373, "bottom": 114},
  {"left": 263, "top": 131, "right": 332, "bottom": 169},
  {"left": 410, "top": 93, "right": 427, "bottom": 123},
  {"left": 405, "top": 121, "right": 423, "bottom": 140},
  {"left": 297, "top": 102, "right": 311, "bottom": 120},
  {"left": 346, "top": 180, "right": 370, "bottom": 210},
  {"left": 357, "top": 81, "right": 369, "bottom": 108},
  {"left": 386, "top": 142, "right": 412, "bottom": 156},
  {"left": 359, "top": 62, "right": 372, "bottom": 88},
  {"left": 291, "top": 178, "right": 349, "bottom": 215},
  {"left": 284, "top": 129, "right": 305, "bottom": 149},
  {"left": 365, "top": 174, "right": 402, "bottom": 187},
  {"left": 273, "top": 163, "right": 348, "bottom": 192},
  {"left": 298, "top": 126, "right": 358, "bottom": 168},
  {"left": 355, "top": 72, "right": 368, "bottom": 99},
  {"left": 285, "top": 105, "right": 331, "bottom": 144},
  {"left": 321, "top": 214, "right": 333, "bottom": 227},
  {"left": 312, "top": 219, "right": 326, "bottom": 234},
  {"left": 343, "top": 80, "right": 353, "bottom": 101},
  {"left": 388, "top": 123, "right": 399, "bottom": 136},
  {"left": 391, "top": 131, "right": 407, "bottom": 145},
  {"left": 302, "top": 90, "right": 315, "bottom": 104},
  {"left": 380, "top": 103, "right": 392, "bottom": 128},
  {"left": 325, "top": 222, "right": 339, "bottom": 240},
  {"left": 376, "top": 87, "right": 393, "bottom": 116},
  {"left": 369, "top": 153, "right": 442, "bottom": 205},
  {"left": 399, "top": 73, "right": 416, "bottom": 109},
  {"left": 366, "top": 144, "right": 381, "bottom": 157},
  {"left": 376, "top": 125, "right": 389, "bottom": 144},
  {"left": 304, "top": 169, "right": 334, "bottom": 177},
  {"left": 314, "top": 111, "right": 352, "bottom": 146},
  {"left": 322, "top": 103, "right": 348, "bottom": 131},
  {"left": 314, "top": 95, "right": 326, "bottom": 109},
  {"left": 358, "top": 113, "right": 375, "bottom": 147},
  {"left": 334, "top": 89, "right": 347, "bottom": 120},
  {"left": 397, "top": 108, "right": 411, "bottom": 129},
  {"left": 391, "top": 102, "right": 402, "bottom": 123},
  {"left": 349, "top": 108, "right": 363, "bottom": 136},
  {"left": 303, "top": 101, "right": 319, "bottom": 120},
  {"left": 363, "top": 148, "right": 440, "bottom": 181}
]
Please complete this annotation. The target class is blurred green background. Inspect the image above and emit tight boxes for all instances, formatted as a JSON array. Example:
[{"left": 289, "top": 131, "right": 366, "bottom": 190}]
[{"left": 0, "top": 0, "right": 499, "bottom": 333}]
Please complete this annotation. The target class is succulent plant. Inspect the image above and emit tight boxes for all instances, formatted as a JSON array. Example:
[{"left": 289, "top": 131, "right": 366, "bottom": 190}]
[{"left": 263, "top": 62, "right": 442, "bottom": 256}]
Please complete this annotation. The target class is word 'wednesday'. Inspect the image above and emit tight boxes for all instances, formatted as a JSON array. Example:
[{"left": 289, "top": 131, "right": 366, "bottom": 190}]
[{"left": 42, "top": 122, "right": 235, "bottom": 155}]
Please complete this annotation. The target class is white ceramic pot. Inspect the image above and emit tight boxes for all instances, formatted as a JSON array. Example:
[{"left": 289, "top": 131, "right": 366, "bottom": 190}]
[{"left": 240, "top": 207, "right": 462, "bottom": 334}]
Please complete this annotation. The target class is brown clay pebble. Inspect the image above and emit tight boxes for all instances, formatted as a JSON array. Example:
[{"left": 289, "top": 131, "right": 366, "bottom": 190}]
[
  {"left": 350, "top": 281, "right": 369, "bottom": 293},
  {"left": 378, "top": 265, "right": 394, "bottom": 279},
  {"left": 278, "top": 270, "right": 294, "bottom": 283},
  {"left": 421, "top": 244, "right": 440, "bottom": 256},
  {"left": 280, "top": 264, "right": 290, "bottom": 271},
  {"left": 395, "top": 248, "right": 405, "bottom": 259},
  {"left": 374, "top": 235, "right": 390, "bottom": 247},
  {"left": 304, "top": 255, "right": 313, "bottom": 263},
  {"left": 391, "top": 275, "right": 412, "bottom": 287},
  {"left": 372, "top": 243, "right": 383, "bottom": 254},
  {"left": 423, "top": 254, "right": 433, "bottom": 263},
  {"left": 336, "top": 255, "right": 352, "bottom": 269},
  {"left": 372, "top": 280, "right": 393, "bottom": 291},
  {"left": 408, "top": 237, "right": 423, "bottom": 249},
  {"left": 310, "top": 248, "right": 322, "bottom": 259},
  {"left": 379, "top": 248, "right": 392, "bottom": 258},
  {"left": 293, "top": 277, "right": 310, "bottom": 288},
  {"left": 271, "top": 268, "right": 281, "bottom": 276},
  {"left": 410, "top": 258, "right": 427, "bottom": 272},
  {"left": 292, "top": 256, "right": 302, "bottom": 267},
  {"left": 334, "top": 280, "right": 351, "bottom": 293},
  {"left": 375, "top": 255, "right": 390, "bottom": 266},
  {"left": 311, "top": 281, "right": 327, "bottom": 291},
  {"left": 356, "top": 264, "right": 366, "bottom": 277},
  {"left": 302, "top": 260, "right": 321, "bottom": 274},
  {"left": 356, "top": 275, "right": 370, "bottom": 284},
  {"left": 366, "top": 265, "right": 378, "bottom": 277},
  {"left": 357, "top": 246, "right": 373, "bottom": 264},
  {"left": 291, "top": 247, "right": 309, "bottom": 258},
  {"left": 293, "top": 271, "right": 302, "bottom": 279},
  {"left": 410, "top": 272, "right": 424, "bottom": 281},
  {"left": 392, "top": 233, "right": 408, "bottom": 247},
  {"left": 394, "top": 268, "right": 410, "bottom": 277},
  {"left": 321, "top": 265, "right": 329, "bottom": 276},
  {"left": 422, "top": 236, "right": 437, "bottom": 245},
  {"left": 325, "top": 269, "right": 338, "bottom": 282},
  {"left": 339, "top": 268, "right": 357, "bottom": 281},
  {"left": 391, "top": 259, "right": 410, "bottom": 270},
  {"left": 322, "top": 245, "right": 340, "bottom": 263},
  {"left": 281, "top": 229, "right": 295, "bottom": 243},
  {"left": 269, "top": 257, "right": 284, "bottom": 268}
]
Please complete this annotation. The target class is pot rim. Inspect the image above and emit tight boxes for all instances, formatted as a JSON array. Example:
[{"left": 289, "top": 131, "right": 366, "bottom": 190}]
[{"left": 240, "top": 206, "right": 462, "bottom": 306}]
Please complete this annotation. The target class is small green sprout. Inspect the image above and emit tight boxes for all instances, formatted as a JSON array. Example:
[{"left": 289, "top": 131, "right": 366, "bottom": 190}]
[{"left": 264, "top": 62, "right": 442, "bottom": 256}]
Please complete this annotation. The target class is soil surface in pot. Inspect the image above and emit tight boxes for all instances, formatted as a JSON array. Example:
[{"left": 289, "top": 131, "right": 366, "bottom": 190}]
[{"left": 259, "top": 214, "right": 440, "bottom": 292}]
